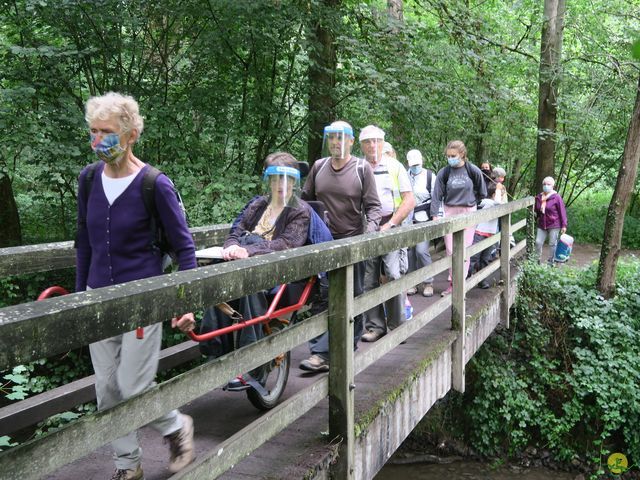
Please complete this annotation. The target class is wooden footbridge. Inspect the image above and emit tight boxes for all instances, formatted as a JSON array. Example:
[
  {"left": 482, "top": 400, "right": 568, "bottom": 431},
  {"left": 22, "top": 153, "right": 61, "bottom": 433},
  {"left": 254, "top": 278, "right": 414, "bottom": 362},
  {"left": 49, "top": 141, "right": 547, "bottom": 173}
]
[{"left": 0, "top": 198, "right": 534, "bottom": 480}]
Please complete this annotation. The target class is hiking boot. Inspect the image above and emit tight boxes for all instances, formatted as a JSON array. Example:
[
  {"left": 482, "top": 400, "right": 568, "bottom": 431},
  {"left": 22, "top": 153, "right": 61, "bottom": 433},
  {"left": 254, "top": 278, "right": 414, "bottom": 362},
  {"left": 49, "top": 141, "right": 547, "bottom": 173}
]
[
  {"left": 421, "top": 284, "right": 434, "bottom": 297},
  {"left": 440, "top": 284, "right": 453, "bottom": 297},
  {"left": 300, "top": 354, "right": 329, "bottom": 372},
  {"left": 407, "top": 286, "right": 417, "bottom": 295},
  {"left": 110, "top": 466, "right": 144, "bottom": 480},
  {"left": 361, "top": 330, "right": 384, "bottom": 342},
  {"left": 166, "top": 414, "right": 195, "bottom": 473}
]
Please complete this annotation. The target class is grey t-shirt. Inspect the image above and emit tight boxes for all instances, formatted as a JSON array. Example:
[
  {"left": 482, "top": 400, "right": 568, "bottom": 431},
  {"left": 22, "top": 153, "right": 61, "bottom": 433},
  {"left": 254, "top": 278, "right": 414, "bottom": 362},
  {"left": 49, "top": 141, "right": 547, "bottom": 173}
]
[
  {"left": 430, "top": 163, "right": 485, "bottom": 217},
  {"left": 302, "top": 156, "right": 382, "bottom": 239}
]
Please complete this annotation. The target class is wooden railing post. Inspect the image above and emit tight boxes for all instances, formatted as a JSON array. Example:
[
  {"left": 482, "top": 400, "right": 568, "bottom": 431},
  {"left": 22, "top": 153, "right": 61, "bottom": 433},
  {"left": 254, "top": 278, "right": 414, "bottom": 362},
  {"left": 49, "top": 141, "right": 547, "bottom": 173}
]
[
  {"left": 500, "top": 213, "right": 511, "bottom": 328},
  {"left": 328, "top": 265, "right": 355, "bottom": 479},
  {"left": 526, "top": 205, "right": 536, "bottom": 260},
  {"left": 451, "top": 229, "right": 466, "bottom": 393}
]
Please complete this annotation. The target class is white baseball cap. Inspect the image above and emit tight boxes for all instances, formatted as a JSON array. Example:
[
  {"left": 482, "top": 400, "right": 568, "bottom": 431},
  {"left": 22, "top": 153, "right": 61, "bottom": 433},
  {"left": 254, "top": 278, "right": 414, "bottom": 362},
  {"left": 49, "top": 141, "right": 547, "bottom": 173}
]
[
  {"left": 407, "top": 149, "right": 423, "bottom": 166},
  {"left": 359, "top": 125, "right": 385, "bottom": 142}
]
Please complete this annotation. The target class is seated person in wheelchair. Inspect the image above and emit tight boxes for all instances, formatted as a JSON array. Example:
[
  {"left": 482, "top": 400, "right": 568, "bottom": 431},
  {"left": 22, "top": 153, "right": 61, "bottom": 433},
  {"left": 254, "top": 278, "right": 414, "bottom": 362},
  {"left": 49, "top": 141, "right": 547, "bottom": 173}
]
[{"left": 199, "top": 152, "right": 312, "bottom": 383}]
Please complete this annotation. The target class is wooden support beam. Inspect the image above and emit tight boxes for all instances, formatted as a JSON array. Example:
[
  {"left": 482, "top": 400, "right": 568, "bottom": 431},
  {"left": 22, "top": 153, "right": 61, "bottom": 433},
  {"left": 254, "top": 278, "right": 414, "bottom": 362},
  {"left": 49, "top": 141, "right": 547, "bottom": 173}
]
[
  {"left": 500, "top": 214, "right": 511, "bottom": 328},
  {"left": 328, "top": 265, "right": 355, "bottom": 479},
  {"left": 526, "top": 205, "right": 536, "bottom": 260},
  {"left": 451, "top": 229, "right": 466, "bottom": 393}
]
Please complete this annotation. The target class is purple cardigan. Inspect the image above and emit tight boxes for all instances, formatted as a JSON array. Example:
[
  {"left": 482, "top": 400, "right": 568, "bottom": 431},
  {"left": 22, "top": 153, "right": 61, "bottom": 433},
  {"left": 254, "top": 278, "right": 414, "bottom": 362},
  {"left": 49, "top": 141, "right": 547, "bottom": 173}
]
[
  {"left": 75, "top": 162, "right": 196, "bottom": 292},
  {"left": 534, "top": 192, "right": 567, "bottom": 230}
]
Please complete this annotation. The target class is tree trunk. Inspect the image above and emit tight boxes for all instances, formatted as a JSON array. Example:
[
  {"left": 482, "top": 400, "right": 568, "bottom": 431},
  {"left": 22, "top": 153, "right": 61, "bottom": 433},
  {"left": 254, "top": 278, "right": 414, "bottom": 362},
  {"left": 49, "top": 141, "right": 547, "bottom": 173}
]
[
  {"left": 307, "top": 1, "right": 339, "bottom": 165},
  {"left": 0, "top": 174, "right": 22, "bottom": 247},
  {"left": 596, "top": 76, "right": 640, "bottom": 298},
  {"left": 533, "top": 0, "right": 566, "bottom": 194},
  {"left": 387, "top": 0, "right": 405, "bottom": 148}
]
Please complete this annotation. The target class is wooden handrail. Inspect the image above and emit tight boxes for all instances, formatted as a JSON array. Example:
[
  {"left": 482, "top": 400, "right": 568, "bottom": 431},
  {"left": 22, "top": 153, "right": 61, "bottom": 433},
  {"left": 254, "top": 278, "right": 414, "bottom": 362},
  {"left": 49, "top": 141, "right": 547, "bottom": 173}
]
[{"left": 0, "top": 197, "right": 534, "bottom": 480}]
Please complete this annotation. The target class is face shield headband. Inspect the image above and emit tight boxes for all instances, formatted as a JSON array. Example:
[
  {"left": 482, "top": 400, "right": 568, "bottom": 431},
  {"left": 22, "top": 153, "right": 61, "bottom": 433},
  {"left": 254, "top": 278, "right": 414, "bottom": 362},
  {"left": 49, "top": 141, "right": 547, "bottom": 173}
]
[
  {"left": 322, "top": 125, "right": 354, "bottom": 160},
  {"left": 263, "top": 165, "right": 301, "bottom": 205}
]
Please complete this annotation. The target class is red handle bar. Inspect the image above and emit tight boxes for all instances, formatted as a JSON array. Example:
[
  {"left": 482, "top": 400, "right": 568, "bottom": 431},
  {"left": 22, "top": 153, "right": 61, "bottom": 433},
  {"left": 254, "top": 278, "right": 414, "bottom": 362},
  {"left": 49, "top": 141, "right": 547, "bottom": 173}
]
[
  {"left": 187, "top": 275, "right": 317, "bottom": 342},
  {"left": 37, "top": 286, "right": 70, "bottom": 300}
]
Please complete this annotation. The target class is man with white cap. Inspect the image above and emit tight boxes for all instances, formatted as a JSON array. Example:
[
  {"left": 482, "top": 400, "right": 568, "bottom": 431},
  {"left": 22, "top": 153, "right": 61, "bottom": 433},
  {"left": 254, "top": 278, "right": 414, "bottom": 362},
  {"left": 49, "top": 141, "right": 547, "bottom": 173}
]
[
  {"left": 406, "top": 149, "right": 436, "bottom": 297},
  {"left": 299, "top": 120, "right": 382, "bottom": 372},
  {"left": 359, "top": 125, "right": 415, "bottom": 342}
]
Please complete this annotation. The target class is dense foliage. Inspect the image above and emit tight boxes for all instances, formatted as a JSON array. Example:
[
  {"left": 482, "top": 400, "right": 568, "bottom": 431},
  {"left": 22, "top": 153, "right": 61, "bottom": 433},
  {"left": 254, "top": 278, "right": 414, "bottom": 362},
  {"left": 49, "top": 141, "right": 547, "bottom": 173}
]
[
  {"left": 461, "top": 260, "right": 640, "bottom": 475},
  {"left": 0, "top": 0, "right": 638, "bottom": 245},
  {"left": 566, "top": 190, "right": 640, "bottom": 249}
]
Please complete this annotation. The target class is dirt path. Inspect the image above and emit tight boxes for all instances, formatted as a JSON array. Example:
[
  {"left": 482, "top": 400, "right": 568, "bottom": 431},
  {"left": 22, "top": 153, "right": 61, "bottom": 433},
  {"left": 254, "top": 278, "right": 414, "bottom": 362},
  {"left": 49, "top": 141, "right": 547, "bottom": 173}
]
[{"left": 546, "top": 243, "right": 639, "bottom": 268}]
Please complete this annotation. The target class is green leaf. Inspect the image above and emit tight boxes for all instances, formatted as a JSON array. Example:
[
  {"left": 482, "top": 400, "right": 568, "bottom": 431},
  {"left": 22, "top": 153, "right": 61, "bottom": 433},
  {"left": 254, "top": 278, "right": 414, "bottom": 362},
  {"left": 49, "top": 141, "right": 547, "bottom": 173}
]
[{"left": 633, "top": 39, "right": 640, "bottom": 60}]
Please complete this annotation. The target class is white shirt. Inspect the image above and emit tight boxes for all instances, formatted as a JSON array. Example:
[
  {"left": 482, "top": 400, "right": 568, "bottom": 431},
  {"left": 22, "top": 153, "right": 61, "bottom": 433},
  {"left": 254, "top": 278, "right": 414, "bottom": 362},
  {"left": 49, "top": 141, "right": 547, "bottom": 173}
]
[
  {"left": 102, "top": 171, "right": 139, "bottom": 205},
  {"left": 409, "top": 168, "right": 436, "bottom": 222}
]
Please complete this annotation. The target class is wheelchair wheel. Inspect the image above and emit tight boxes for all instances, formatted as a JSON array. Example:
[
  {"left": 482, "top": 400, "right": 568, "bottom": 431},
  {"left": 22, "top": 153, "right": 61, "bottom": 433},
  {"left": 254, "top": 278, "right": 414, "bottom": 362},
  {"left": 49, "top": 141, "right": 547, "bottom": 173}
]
[{"left": 246, "top": 351, "right": 290, "bottom": 410}]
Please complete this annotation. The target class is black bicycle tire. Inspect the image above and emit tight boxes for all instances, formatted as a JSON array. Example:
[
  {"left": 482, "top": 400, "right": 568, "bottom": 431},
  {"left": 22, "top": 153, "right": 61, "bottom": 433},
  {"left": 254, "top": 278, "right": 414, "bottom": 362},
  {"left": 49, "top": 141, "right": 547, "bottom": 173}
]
[{"left": 246, "top": 351, "right": 290, "bottom": 410}]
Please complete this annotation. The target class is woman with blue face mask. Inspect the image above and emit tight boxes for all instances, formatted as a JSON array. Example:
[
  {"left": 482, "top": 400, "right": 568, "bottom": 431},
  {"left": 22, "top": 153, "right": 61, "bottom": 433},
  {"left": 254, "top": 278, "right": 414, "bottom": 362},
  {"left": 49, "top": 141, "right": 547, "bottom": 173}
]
[
  {"left": 76, "top": 92, "right": 197, "bottom": 479},
  {"left": 534, "top": 176, "right": 567, "bottom": 264},
  {"left": 429, "top": 140, "right": 487, "bottom": 296}
]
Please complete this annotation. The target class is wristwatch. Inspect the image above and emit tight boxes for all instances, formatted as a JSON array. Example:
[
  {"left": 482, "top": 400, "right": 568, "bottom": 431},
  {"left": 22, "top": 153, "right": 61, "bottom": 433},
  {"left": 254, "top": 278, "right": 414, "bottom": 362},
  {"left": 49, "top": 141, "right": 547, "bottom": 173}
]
[{"left": 388, "top": 221, "right": 397, "bottom": 228}]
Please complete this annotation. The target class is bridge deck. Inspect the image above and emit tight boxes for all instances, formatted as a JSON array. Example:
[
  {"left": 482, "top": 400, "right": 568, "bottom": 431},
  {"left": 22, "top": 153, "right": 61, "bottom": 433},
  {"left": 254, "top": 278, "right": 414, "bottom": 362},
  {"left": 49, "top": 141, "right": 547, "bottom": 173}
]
[{"left": 45, "top": 263, "right": 509, "bottom": 480}]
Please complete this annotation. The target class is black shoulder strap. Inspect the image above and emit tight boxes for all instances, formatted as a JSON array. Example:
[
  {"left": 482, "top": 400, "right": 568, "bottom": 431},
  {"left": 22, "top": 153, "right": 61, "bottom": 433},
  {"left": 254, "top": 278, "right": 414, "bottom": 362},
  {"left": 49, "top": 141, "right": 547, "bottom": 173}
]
[
  {"left": 464, "top": 162, "right": 484, "bottom": 200},
  {"left": 82, "top": 161, "right": 101, "bottom": 210},
  {"left": 141, "top": 166, "right": 163, "bottom": 251},
  {"left": 142, "top": 166, "right": 162, "bottom": 219}
]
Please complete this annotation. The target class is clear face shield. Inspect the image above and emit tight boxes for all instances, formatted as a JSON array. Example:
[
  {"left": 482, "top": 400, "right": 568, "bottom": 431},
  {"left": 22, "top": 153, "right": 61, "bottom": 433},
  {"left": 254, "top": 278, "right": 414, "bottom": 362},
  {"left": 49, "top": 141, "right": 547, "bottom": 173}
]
[
  {"left": 263, "top": 165, "right": 301, "bottom": 206},
  {"left": 321, "top": 125, "right": 354, "bottom": 160},
  {"left": 360, "top": 137, "right": 384, "bottom": 166}
]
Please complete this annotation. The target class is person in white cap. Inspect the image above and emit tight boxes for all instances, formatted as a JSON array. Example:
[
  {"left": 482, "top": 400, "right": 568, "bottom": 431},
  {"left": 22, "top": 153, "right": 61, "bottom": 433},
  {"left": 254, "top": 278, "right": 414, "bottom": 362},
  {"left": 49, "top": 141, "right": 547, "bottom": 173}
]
[
  {"left": 299, "top": 120, "right": 382, "bottom": 372},
  {"left": 359, "top": 125, "right": 415, "bottom": 343},
  {"left": 382, "top": 141, "right": 397, "bottom": 159},
  {"left": 406, "top": 149, "right": 436, "bottom": 297}
]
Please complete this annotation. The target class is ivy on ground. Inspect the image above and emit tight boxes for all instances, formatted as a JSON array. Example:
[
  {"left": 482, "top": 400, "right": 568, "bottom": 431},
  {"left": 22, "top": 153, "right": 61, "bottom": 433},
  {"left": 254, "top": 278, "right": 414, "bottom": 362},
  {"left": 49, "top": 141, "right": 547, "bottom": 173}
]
[{"left": 462, "top": 258, "right": 640, "bottom": 474}]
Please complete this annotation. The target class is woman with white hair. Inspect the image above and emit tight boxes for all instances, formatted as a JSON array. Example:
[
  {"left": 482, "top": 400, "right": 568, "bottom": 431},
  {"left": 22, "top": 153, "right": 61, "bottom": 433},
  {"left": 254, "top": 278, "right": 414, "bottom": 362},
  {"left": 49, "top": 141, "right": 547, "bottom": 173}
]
[
  {"left": 76, "top": 92, "right": 196, "bottom": 479},
  {"left": 534, "top": 176, "right": 568, "bottom": 264}
]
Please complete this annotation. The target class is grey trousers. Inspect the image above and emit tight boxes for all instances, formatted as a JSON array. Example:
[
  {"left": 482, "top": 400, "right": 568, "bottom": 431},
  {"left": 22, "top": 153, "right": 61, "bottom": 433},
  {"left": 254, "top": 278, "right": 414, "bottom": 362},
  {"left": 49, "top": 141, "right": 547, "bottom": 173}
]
[
  {"left": 535, "top": 227, "right": 560, "bottom": 264},
  {"left": 308, "top": 261, "right": 365, "bottom": 359},
  {"left": 364, "top": 249, "right": 407, "bottom": 335},
  {"left": 90, "top": 322, "right": 183, "bottom": 470},
  {"left": 408, "top": 239, "right": 434, "bottom": 284}
]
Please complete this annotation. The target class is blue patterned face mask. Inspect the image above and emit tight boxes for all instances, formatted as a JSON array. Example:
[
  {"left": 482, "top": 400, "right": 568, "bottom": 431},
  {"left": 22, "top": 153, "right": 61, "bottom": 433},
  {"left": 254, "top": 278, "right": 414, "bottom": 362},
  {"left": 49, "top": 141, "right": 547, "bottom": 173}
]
[
  {"left": 409, "top": 165, "right": 422, "bottom": 175},
  {"left": 90, "top": 133, "right": 126, "bottom": 164},
  {"left": 447, "top": 156, "right": 460, "bottom": 167},
  {"left": 542, "top": 184, "right": 552, "bottom": 193}
]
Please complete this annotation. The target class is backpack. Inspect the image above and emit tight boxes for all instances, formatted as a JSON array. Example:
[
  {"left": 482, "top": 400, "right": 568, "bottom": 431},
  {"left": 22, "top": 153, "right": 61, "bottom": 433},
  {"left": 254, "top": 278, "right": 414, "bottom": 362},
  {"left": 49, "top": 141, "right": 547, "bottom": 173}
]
[
  {"left": 80, "top": 162, "right": 187, "bottom": 270},
  {"left": 411, "top": 168, "right": 433, "bottom": 217},
  {"left": 441, "top": 162, "right": 486, "bottom": 204}
]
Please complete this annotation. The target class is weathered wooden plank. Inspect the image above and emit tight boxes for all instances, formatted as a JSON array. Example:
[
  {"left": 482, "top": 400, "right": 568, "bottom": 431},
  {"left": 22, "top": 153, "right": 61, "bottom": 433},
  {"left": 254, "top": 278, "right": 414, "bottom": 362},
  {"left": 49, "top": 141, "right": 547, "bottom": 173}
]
[
  {"left": 328, "top": 266, "right": 355, "bottom": 479},
  {"left": 0, "top": 341, "right": 200, "bottom": 436},
  {"left": 354, "top": 296, "right": 453, "bottom": 375},
  {"left": 512, "top": 218, "right": 527, "bottom": 233},
  {"left": 174, "top": 378, "right": 329, "bottom": 480},
  {"left": 526, "top": 205, "right": 536, "bottom": 259},
  {"left": 0, "top": 198, "right": 533, "bottom": 370},
  {"left": 451, "top": 229, "right": 466, "bottom": 393},
  {"left": 0, "top": 225, "right": 231, "bottom": 278},
  {"left": 500, "top": 214, "right": 512, "bottom": 328},
  {"left": 0, "top": 313, "right": 327, "bottom": 480},
  {"left": 353, "top": 256, "right": 450, "bottom": 316}
]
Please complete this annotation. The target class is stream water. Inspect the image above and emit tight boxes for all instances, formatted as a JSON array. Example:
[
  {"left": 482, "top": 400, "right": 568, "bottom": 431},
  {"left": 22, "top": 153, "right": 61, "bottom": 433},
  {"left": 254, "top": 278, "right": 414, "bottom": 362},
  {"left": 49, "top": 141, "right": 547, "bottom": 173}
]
[{"left": 375, "top": 461, "right": 575, "bottom": 479}]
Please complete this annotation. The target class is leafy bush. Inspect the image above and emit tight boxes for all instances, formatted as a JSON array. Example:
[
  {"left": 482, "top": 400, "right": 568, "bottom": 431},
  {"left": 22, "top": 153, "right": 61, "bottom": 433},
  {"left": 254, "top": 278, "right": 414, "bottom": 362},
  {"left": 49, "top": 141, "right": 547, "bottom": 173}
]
[
  {"left": 566, "top": 190, "right": 640, "bottom": 249},
  {"left": 463, "top": 259, "right": 640, "bottom": 474}
]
